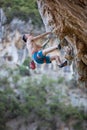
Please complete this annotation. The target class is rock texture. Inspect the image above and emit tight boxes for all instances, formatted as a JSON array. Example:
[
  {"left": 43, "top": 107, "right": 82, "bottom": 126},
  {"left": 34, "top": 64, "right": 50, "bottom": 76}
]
[{"left": 37, "top": 0, "right": 87, "bottom": 88}]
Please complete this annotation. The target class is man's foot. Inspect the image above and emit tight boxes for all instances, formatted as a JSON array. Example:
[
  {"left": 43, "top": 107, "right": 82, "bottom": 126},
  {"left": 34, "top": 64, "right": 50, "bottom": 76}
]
[
  {"left": 58, "top": 61, "right": 67, "bottom": 68},
  {"left": 57, "top": 44, "right": 61, "bottom": 50}
]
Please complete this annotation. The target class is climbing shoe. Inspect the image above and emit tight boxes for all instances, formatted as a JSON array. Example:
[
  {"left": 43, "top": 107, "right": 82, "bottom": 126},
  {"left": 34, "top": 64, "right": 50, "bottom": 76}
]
[
  {"left": 58, "top": 61, "right": 67, "bottom": 68},
  {"left": 57, "top": 44, "right": 61, "bottom": 50}
]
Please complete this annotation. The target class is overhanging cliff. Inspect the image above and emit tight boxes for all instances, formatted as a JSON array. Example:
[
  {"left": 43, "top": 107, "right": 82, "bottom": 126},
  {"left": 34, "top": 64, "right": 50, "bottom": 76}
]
[{"left": 37, "top": 0, "right": 87, "bottom": 88}]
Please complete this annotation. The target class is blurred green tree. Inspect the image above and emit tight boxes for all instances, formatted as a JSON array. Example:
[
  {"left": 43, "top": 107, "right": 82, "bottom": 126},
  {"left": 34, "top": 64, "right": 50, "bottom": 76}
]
[{"left": 0, "top": 0, "right": 43, "bottom": 26}]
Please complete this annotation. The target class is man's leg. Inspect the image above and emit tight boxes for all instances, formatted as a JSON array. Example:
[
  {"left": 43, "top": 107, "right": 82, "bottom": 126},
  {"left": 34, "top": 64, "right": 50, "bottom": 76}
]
[
  {"left": 50, "top": 55, "right": 61, "bottom": 65},
  {"left": 50, "top": 55, "right": 68, "bottom": 68},
  {"left": 42, "top": 45, "right": 58, "bottom": 55}
]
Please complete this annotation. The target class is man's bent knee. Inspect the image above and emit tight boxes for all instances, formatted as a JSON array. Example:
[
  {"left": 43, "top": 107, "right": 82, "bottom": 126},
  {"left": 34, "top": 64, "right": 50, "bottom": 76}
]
[{"left": 42, "top": 50, "right": 47, "bottom": 56}]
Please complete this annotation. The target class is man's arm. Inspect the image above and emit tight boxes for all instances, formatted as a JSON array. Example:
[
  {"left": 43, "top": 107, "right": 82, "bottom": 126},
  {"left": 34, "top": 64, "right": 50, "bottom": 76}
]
[{"left": 32, "top": 32, "right": 51, "bottom": 41}]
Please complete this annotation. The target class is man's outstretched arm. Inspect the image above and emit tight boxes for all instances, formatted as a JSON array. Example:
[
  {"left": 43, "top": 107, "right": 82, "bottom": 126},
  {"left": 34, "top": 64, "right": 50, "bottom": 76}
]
[{"left": 32, "top": 32, "right": 51, "bottom": 41}]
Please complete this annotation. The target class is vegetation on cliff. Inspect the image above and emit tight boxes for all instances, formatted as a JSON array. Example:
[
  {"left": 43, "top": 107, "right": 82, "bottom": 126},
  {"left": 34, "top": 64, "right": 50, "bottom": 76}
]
[{"left": 0, "top": 0, "right": 42, "bottom": 26}]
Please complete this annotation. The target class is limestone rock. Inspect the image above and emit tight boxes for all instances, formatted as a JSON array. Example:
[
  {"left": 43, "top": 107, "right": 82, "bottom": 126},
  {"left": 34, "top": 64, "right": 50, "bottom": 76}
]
[{"left": 37, "top": 0, "right": 87, "bottom": 88}]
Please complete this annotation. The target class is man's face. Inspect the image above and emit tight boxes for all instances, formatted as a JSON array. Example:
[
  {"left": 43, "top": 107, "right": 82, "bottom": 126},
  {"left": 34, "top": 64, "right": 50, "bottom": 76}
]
[
  {"left": 25, "top": 34, "right": 33, "bottom": 40},
  {"left": 25, "top": 34, "right": 30, "bottom": 40}
]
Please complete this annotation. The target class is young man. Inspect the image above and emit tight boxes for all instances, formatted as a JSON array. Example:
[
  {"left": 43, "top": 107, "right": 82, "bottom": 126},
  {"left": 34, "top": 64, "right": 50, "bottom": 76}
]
[{"left": 22, "top": 32, "right": 67, "bottom": 69}]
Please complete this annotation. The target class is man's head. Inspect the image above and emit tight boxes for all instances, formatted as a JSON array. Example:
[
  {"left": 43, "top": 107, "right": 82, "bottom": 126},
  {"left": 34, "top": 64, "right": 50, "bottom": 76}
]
[
  {"left": 22, "top": 34, "right": 27, "bottom": 42},
  {"left": 22, "top": 34, "right": 33, "bottom": 43}
]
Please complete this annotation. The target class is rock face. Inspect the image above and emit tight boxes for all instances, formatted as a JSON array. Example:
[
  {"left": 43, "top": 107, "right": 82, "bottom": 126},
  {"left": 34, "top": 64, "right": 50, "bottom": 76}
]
[{"left": 37, "top": 0, "right": 87, "bottom": 88}]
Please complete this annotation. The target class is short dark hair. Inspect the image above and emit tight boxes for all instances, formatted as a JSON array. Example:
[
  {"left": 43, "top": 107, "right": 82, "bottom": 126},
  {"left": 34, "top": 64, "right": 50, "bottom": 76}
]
[{"left": 22, "top": 34, "right": 27, "bottom": 42}]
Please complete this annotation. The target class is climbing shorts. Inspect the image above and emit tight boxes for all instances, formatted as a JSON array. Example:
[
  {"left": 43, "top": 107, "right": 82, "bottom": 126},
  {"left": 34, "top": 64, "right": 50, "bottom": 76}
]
[{"left": 32, "top": 50, "right": 51, "bottom": 64}]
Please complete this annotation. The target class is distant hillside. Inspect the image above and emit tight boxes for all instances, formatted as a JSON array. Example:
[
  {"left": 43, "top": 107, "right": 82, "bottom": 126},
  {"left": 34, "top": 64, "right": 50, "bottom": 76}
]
[{"left": 0, "top": 0, "right": 43, "bottom": 26}]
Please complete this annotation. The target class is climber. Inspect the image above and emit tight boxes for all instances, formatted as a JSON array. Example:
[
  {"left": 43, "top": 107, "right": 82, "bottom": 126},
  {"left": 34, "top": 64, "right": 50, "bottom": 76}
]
[{"left": 22, "top": 32, "right": 67, "bottom": 69}]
